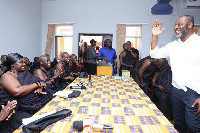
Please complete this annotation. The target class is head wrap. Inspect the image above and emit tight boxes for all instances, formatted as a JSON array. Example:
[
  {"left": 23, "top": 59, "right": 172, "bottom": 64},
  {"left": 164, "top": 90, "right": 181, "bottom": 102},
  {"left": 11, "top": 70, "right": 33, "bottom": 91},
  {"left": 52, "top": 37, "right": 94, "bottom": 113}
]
[{"left": 4, "top": 53, "right": 23, "bottom": 69}]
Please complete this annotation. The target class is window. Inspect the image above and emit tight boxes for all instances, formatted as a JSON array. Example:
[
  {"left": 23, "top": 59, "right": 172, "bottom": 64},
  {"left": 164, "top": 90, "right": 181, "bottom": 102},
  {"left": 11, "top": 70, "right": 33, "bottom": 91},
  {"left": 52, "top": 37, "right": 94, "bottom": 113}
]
[
  {"left": 193, "top": 27, "right": 199, "bottom": 35},
  {"left": 125, "top": 26, "right": 142, "bottom": 57},
  {"left": 55, "top": 25, "right": 73, "bottom": 59}
]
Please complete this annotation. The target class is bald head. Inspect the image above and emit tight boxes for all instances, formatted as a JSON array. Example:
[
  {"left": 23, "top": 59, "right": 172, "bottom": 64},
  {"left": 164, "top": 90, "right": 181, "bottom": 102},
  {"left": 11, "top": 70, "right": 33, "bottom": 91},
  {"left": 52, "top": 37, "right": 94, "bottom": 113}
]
[
  {"left": 39, "top": 55, "right": 51, "bottom": 68},
  {"left": 61, "top": 52, "right": 70, "bottom": 63},
  {"left": 181, "top": 15, "right": 194, "bottom": 28},
  {"left": 155, "top": 58, "right": 168, "bottom": 70},
  {"left": 39, "top": 55, "right": 48, "bottom": 62}
]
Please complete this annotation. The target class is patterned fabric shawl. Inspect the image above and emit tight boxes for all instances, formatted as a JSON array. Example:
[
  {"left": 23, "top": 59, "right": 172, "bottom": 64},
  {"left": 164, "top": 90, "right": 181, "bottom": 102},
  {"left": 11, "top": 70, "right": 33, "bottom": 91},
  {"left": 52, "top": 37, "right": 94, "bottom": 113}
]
[{"left": 2, "top": 70, "right": 55, "bottom": 114}]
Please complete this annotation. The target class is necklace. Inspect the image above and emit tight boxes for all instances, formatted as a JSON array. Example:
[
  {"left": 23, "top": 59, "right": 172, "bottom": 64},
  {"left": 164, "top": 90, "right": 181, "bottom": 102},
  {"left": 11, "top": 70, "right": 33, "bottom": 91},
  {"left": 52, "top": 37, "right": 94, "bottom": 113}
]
[{"left": 10, "top": 70, "right": 18, "bottom": 75}]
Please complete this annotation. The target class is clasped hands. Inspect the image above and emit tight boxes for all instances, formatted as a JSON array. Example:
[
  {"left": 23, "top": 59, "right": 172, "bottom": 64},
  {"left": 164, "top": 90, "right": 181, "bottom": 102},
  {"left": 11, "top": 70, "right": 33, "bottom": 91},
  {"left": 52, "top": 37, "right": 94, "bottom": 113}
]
[
  {"left": 0, "top": 100, "right": 17, "bottom": 121},
  {"left": 34, "top": 82, "right": 47, "bottom": 95}
]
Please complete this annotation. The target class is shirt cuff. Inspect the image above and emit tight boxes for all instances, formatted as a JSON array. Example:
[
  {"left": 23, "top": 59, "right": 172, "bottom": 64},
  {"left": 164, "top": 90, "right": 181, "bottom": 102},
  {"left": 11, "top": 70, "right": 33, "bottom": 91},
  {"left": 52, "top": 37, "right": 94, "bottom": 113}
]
[{"left": 150, "top": 46, "right": 159, "bottom": 58}]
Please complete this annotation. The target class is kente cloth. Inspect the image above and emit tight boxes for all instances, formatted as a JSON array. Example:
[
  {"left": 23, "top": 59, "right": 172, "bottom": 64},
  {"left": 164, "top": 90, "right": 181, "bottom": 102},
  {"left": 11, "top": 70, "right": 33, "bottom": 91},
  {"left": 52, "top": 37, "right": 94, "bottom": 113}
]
[
  {"left": 3, "top": 70, "right": 54, "bottom": 114},
  {"left": 154, "top": 66, "right": 173, "bottom": 117},
  {"left": 155, "top": 65, "right": 172, "bottom": 93},
  {"left": 132, "top": 56, "right": 155, "bottom": 81},
  {"left": 119, "top": 51, "right": 136, "bottom": 76},
  {"left": 33, "top": 67, "right": 68, "bottom": 92},
  {"left": 14, "top": 76, "right": 178, "bottom": 133}
]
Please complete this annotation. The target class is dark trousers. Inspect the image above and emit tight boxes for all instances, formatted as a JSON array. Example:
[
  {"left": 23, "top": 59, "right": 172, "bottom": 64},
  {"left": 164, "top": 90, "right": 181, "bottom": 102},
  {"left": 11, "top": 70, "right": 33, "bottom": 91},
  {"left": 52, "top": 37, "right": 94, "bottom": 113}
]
[
  {"left": 154, "top": 89, "right": 172, "bottom": 118},
  {"left": 172, "top": 86, "right": 200, "bottom": 133},
  {"left": 85, "top": 62, "right": 96, "bottom": 75}
]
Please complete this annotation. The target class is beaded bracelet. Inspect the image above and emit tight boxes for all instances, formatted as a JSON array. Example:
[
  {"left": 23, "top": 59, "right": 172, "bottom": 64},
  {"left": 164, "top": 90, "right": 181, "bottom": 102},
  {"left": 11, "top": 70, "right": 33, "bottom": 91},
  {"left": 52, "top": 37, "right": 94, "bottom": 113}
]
[
  {"left": 50, "top": 77, "right": 55, "bottom": 84},
  {"left": 35, "top": 82, "right": 41, "bottom": 88}
]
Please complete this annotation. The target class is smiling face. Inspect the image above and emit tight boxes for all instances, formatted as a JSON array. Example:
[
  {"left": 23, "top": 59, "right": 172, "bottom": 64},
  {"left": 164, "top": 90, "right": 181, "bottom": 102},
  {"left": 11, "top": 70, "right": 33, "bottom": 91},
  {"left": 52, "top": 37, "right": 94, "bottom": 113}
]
[
  {"left": 61, "top": 52, "right": 70, "bottom": 64},
  {"left": 13, "top": 58, "right": 26, "bottom": 72},
  {"left": 174, "top": 16, "right": 193, "bottom": 40},
  {"left": 40, "top": 55, "right": 51, "bottom": 69}
]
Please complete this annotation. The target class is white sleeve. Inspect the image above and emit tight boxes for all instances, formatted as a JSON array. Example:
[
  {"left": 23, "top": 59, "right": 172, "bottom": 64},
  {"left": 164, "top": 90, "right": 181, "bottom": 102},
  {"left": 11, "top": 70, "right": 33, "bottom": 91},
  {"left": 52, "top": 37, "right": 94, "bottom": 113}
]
[{"left": 150, "top": 43, "right": 170, "bottom": 59}]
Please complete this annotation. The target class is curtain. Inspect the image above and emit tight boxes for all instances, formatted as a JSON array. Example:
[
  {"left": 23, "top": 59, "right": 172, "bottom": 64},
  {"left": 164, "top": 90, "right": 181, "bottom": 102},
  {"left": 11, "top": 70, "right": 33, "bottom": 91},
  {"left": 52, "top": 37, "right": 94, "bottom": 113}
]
[
  {"left": 116, "top": 24, "right": 126, "bottom": 74},
  {"left": 45, "top": 24, "right": 55, "bottom": 56}
]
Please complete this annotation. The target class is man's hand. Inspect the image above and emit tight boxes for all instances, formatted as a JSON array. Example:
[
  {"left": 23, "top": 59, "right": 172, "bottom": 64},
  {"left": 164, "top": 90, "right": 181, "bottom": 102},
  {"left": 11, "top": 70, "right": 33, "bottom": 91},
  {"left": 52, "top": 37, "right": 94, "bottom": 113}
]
[
  {"left": 140, "top": 83, "right": 145, "bottom": 89},
  {"left": 103, "top": 57, "right": 109, "bottom": 63},
  {"left": 192, "top": 98, "right": 200, "bottom": 116},
  {"left": 54, "top": 68, "right": 64, "bottom": 78},
  {"left": 158, "top": 85, "right": 165, "bottom": 91},
  {"left": 152, "top": 19, "right": 165, "bottom": 37}
]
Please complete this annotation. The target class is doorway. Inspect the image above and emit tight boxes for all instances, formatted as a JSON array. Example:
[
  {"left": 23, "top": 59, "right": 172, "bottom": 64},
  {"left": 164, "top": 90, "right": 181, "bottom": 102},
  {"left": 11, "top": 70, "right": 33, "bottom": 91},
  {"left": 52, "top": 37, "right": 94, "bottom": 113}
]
[{"left": 78, "top": 33, "right": 113, "bottom": 62}]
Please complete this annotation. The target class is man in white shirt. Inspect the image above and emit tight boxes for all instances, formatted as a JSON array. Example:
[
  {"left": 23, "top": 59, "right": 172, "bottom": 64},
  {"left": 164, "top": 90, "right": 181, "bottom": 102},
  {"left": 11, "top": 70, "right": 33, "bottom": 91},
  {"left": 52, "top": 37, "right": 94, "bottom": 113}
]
[{"left": 150, "top": 15, "right": 200, "bottom": 133}]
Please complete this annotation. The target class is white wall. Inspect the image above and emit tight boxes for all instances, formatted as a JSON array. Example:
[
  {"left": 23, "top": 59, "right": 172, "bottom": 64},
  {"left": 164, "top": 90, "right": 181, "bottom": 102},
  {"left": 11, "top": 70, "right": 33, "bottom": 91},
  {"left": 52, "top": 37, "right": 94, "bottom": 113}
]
[
  {"left": 42, "top": 0, "right": 200, "bottom": 59},
  {"left": 0, "top": 0, "right": 42, "bottom": 62},
  {"left": 0, "top": 0, "right": 199, "bottom": 61}
]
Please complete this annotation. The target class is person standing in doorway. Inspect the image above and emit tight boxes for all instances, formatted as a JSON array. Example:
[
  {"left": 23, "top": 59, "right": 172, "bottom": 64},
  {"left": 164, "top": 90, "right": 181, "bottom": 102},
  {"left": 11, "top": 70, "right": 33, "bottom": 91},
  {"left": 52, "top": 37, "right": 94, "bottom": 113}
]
[{"left": 85, "top": 39, "right": 97, "bottom": 75}]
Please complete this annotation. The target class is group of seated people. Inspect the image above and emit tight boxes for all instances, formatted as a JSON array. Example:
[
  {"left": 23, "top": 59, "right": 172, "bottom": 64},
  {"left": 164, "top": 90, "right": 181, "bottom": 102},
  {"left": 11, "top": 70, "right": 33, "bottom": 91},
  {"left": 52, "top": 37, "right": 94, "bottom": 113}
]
[
  {"left": 0, "top": 52, "right": 81, "bottom": 132},
  {"left": 0, "top": 44, "right": 173, "bottom": 132}
]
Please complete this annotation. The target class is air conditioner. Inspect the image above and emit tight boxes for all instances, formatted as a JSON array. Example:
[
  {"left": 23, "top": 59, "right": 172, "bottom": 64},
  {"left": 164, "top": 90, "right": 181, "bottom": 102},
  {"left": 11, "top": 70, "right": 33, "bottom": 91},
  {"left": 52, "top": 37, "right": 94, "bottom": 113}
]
[{"left": 185, "top": 0, "right": 200, "bottom": 8}]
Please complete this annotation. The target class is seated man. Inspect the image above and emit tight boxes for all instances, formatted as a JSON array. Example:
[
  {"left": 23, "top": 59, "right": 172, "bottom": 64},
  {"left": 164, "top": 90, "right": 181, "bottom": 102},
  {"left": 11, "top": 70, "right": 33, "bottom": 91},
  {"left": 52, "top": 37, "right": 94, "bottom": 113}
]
[
  {"left": 56, "top": 52, "right": 74, "bottom": 83},
  {"left": 34, "top": 55, "right": 66, "bottom": 91},
  {"left": 151, "top": 60, "right": 173, "bottom": 118},
  {"left": 29, "top": 57, "right": 40, "bottom": 74},
  {"left": 70, "top": 54, "right": 81, "bottom": 77},
  {"left": 119, "top": 43, "right": 137, "bottom": 76},
  {"left": 97, "top": 39, "right": 117, "bottom": 75}
]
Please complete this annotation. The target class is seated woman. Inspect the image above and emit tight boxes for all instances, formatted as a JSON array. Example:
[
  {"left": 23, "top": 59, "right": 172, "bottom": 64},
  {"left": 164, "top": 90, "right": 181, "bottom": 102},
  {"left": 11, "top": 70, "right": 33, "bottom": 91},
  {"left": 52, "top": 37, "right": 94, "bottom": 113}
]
[
  {"left": 0, "top": 53, "right": 54, "bottom": 128},
  {"left": 119, "top": 43, "right": 137, "bottom": 76},
  {"left": 34, "top": 55, "right": 67, "bottom": 92}
]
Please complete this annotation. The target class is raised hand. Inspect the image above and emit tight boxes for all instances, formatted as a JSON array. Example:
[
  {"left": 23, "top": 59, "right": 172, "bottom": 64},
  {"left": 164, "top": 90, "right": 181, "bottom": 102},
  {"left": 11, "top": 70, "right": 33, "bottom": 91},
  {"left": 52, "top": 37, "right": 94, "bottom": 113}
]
[
  {"left": 54, "top": 67, "right": 64, "bottom": 78},
  {"left": 152, "top": 19, "right": 165, "bottom": 36}
]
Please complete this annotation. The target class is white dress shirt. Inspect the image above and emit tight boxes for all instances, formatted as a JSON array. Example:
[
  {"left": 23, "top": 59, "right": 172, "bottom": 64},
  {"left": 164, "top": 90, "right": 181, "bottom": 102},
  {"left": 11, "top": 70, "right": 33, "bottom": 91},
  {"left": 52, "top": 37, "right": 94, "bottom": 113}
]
[{"left": 150, "top": 34, "right": 200, "bottom": 94}]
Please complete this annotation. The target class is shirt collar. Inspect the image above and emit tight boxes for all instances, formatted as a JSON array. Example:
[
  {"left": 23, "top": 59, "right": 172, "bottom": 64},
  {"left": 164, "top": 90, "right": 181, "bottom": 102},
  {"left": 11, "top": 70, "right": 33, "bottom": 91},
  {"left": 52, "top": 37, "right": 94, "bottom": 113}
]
[{"left": 178, "top": 33, "right": 197, "bottom": 43}]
